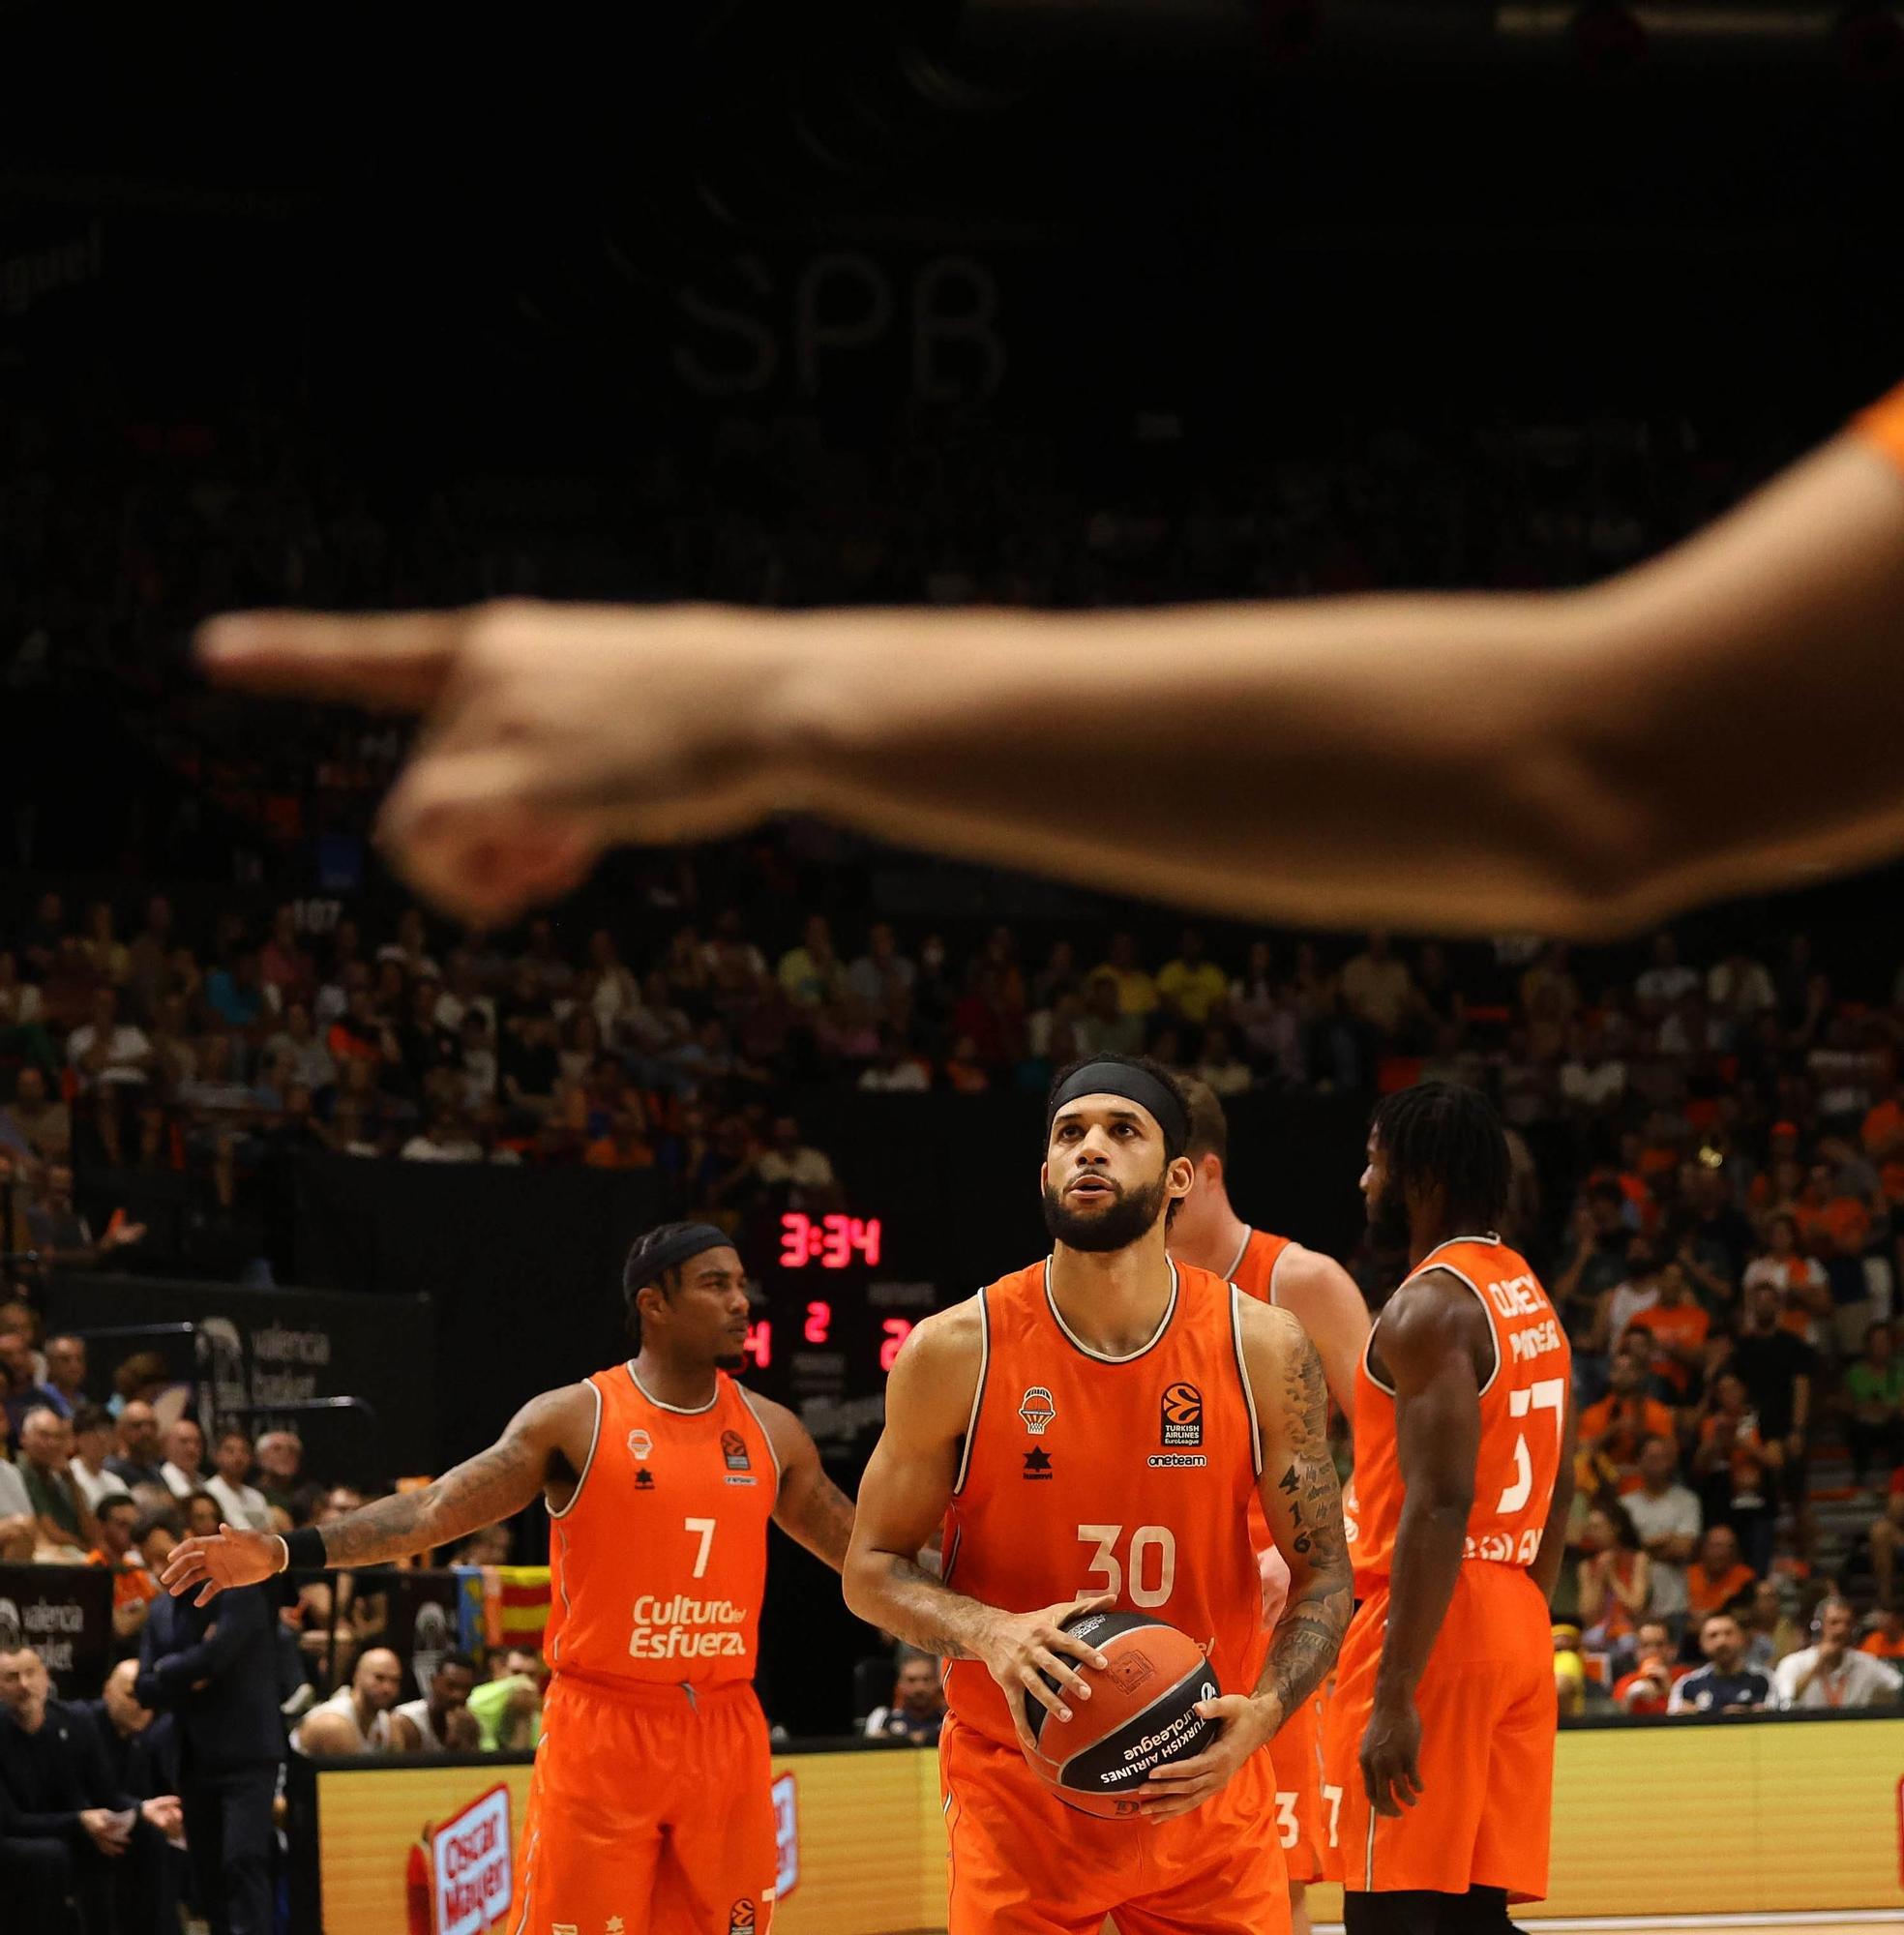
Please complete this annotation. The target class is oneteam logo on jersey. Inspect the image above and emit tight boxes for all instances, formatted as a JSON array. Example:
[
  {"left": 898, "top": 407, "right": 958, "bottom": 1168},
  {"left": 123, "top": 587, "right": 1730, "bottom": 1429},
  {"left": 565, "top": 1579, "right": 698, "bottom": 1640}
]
[
  {"left": 721, "top": 1429, "right": 751, "bottom": 1473},
  {"left": 1160, "top": 1382, "right": 1204, "bottom": 1449},
  {"left": 1018, "top": 1386, "right": 1056, "bottom": 1435},
  {"left": 627, "top": 1429, "right": 653, "bottom": 1461},
  {"left": 1022, "top": 1447, "right": 1054, "bottom": 1480}
]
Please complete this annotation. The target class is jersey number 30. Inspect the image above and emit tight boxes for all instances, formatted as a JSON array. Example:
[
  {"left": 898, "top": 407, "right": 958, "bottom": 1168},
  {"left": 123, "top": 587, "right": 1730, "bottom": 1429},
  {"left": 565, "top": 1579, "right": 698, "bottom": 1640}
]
[{"left": 1078, "top": 1524, "right": 1176, "bottom": 1609}]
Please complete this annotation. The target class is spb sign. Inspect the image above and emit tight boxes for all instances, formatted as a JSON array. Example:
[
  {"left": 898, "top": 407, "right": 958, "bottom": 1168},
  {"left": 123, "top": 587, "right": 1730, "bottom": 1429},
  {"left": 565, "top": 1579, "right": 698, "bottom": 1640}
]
[{"left": 431, "top": 1784, "right": 512, "bottom": 1935}]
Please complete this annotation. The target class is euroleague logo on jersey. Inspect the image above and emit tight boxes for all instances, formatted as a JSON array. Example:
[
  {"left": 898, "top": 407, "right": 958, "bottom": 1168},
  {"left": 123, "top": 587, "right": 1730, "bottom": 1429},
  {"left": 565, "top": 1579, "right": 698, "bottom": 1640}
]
[
  {"left": 729, "top": 1899, "right": 757, "bottom": 1932},
  {"left": 1018, "top": 1386, "right": 1056, "bottom": 1435},
  {"left": 721, "top": 1429, "right": 751, "bottom": 1473},
  {"left": 1159, "top": 1382, "right": 1204, "bottom": 1448}
]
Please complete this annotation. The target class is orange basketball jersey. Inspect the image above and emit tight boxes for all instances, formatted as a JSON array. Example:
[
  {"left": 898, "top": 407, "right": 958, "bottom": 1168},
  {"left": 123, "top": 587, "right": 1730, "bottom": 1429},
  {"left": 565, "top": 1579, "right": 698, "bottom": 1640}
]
[
  {"left": 941, "top": 1258, "right": 1268, "bottom": 1751},
  {"left": 1229, "top": 1229, "right": 1293, "bottom": 1548},
  {"left": 1347, "top": 1236, "right": 1569, "bottom": 1595},
  {"left": 542, "top": 1363, "right": 778, "bottom": 1687},
  {"left": 1855, "top": 379, "right": 1904, "bottom": 476},
  {"left": 1228, "top": 1227, "right": 1294, "bottom": 1306}
]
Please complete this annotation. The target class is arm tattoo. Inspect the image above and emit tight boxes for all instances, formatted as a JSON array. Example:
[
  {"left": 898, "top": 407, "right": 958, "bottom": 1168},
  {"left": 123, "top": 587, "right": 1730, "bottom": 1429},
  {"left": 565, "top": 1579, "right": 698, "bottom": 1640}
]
[
  {"left": 865, "top": 1556, "right": 983, "bottom": 1661},
  {"left": 776, "top": 1469, "right": 857, "bottom": 1574},
  {"left": 1260, "top": 1337, "right": 1353, "bottom": 1720},
  {"left": 318, "top": 1433, "right": 547, "bottom": 1567}
]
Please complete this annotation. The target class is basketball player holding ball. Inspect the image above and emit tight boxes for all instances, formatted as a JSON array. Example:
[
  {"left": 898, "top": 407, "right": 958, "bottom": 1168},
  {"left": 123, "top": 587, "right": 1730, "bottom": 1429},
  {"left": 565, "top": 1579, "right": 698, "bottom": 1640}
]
[
  {"left": 1169, "top": 1078, "right": 1370, "bottom": 1935},
  {"left": 162, "top": 1224, "right": 856, "bottom": 1935},
  {"left": 1323, "top": 1084, "right": 1575, "bottom": 1935},
  {"left": 845, "top": 1054, "right": 1353, "bottom": 1935}
]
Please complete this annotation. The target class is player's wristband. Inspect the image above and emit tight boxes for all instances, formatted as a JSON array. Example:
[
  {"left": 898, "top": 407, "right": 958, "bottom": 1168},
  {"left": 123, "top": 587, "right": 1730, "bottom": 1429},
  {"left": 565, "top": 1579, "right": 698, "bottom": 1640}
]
[{"left": 281, "top": 1526, "right": 328, "bottom": 1572}]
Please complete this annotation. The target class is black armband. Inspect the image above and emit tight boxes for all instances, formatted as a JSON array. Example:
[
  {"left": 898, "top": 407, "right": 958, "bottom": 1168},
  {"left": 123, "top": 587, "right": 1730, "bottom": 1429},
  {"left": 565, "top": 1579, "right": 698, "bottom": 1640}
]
[{"left": 283, "top": 1525, "right": 329, "bottom": 1570}]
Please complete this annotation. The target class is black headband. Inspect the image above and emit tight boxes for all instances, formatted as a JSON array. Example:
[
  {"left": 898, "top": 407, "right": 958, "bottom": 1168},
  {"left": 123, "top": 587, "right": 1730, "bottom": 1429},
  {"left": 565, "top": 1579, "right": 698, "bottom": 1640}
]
[
  {"left": 623, "top": 1224, "right": 733, "bottom": 1306},
  {"left": 1047, "top": 1061, "right": 1188, "bottom": 1150}
]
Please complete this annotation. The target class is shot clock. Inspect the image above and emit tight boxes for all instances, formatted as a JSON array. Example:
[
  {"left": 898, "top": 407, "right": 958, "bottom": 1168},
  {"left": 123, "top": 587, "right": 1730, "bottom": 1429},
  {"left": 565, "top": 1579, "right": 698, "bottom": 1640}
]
[
  {"left": 743, "top": 1208, "right": 932, "bottom": 1462},
  {"left": 777, "top": 1212, "right": 882, "bottom": 1271}
]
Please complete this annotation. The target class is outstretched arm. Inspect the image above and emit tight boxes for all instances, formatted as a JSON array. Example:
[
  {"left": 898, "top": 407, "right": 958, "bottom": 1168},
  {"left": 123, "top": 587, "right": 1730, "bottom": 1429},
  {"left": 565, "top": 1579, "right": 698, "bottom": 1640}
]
[
  {"left": 750, "top": 1393, "right": 857, "bottom": 1573},
  {"left": 198, "top": 415, "right": 1904, "bottom": 937},
  {"left": 1359, "top": 1274, "right": 1491, "bottom": 1819},
  {"left": 161, "top": 1384, "right": 595, "bottom": 1602}
]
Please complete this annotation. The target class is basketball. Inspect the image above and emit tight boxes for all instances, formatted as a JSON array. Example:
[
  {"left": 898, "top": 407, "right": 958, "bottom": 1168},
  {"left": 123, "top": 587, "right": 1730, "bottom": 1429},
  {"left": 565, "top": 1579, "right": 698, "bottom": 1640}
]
[{"left": 1022, "top": 1610, "right": 1221, "bottom": 1819}]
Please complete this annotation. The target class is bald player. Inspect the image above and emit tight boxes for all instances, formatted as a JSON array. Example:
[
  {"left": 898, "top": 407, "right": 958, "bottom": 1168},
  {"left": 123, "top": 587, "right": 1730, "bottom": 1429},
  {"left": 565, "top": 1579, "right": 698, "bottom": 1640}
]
[
  {"left": 1169, "top": 1078, "right": 1370, "bottom": 1935},
  {"left": 163, "top": 1223, "right": 855, "bottom": 1935},
  {"left": 198, "top": 384, "right": 1904, "bottom": 936}
]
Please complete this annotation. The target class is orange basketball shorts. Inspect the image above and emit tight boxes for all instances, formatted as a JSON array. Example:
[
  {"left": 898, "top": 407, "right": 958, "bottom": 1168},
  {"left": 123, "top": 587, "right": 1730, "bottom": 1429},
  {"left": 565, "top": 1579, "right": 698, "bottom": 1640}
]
[
  {"left": 1266, "top": 1683, "right": 1329, "bottom": 1886},
  {"left": 1322, "top": 1564, "right": 1556, "bottom": 1903},
  {"left": 939, "top": 1712, "right": 1290, "bottom": 1935},
  {"left": 513, "top": 1672, "right": 777, "bottom": 1935}
]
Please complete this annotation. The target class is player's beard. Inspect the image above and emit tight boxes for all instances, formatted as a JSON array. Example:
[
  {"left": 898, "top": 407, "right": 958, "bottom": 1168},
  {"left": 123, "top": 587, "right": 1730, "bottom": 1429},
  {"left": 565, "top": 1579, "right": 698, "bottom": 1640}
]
[
  {"left": 1367, "top": 1174, "right": 1412, "bottom": 1252},
  {"left": 716, "top": 1351, "right": 746, "bottom": 1373},
  {"left": 1042, "top": 1171, "right": 1169, "bottom": 1253}
]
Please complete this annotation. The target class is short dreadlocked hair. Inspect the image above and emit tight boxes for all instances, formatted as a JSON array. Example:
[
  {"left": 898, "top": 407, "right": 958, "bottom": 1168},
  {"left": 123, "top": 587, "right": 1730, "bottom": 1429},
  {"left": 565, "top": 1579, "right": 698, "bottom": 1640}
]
[{"left": 1371, "top": 1082, "right": 1510, "bottom": 1235}]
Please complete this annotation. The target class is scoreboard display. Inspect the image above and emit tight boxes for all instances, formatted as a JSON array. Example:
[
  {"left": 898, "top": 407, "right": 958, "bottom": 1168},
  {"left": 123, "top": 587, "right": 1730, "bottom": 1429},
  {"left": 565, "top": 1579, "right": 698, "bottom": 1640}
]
[{"left": 741, "top": 1209, "right": 938, "bottom": 1465}]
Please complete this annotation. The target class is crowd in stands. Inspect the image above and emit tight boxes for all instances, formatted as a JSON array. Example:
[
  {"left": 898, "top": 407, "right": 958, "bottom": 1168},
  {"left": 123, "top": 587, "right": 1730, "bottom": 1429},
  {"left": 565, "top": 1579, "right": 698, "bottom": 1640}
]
[
  {"left": 0, "top": 1308, "right": 554, "bottom": 1930},
  {"left": 7, "top": 888, "right": 1904, "bottom": 1683},
  {"left": 2, "top": 357, "right": 1900, "bottom": 1931}
]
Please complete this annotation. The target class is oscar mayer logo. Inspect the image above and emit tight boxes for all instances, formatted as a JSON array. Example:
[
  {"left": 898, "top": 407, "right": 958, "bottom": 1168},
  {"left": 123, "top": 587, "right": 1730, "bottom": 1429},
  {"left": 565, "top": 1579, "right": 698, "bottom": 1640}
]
[
  {"left": 429, "top": 1783, "right": 512, "bottom": 1935},
  {"left": 774, "top": 1770, "right": 799, "bottom": 1901}
]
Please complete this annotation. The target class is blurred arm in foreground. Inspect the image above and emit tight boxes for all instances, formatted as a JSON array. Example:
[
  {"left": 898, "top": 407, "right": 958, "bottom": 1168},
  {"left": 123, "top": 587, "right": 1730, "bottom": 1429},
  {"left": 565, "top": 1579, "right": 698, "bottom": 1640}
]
[{"left": 197, "top": 396, "right": 1904, "bottom": 938}]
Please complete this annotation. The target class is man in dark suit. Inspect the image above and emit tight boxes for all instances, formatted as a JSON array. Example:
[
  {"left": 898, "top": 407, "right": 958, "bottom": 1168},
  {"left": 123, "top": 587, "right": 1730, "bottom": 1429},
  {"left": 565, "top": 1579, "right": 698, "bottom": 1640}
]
[
  {"left": 81, "top": 1660, "right": 179, "bottom": 1801},
  {"left": 0, "top": 1643, "right": 180, "bottom": 1934},
  {"left": 136, "top": 1584, "right": 283, "bottom": 1935},
  {"left": 79, "top": 1661, "right": 184, "bottom": 1930}
]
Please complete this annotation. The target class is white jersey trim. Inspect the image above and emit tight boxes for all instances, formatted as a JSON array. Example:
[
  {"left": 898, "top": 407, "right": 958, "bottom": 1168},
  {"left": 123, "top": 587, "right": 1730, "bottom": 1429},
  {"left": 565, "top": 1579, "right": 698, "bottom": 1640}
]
[
  {"left": 512, "top": 1823, "right": 540, "bottom": 1935},
  {"left": 1362, "top": 1324, "right": 1397, "bottom": 1398},
  {"left": 549, "top": 1523, "right": 573, "bottom": 1666},
  {"left": 547, "top": 1378, "right": 603, "bottom": 1521},
  {"left": 1266, "top": 1238, "right": 1295, "bottom": 1307},
  {"left": 734, "top": 1384, "right": 785, "bottom": 1496},
  {"left": 1364, "top": 1240, "right": 1504, "bottom": 1398},
  {"left": 627, "top": 1363, "right": 719, "bottom": 1415},
  {"left": 1230, "top": 1283, "right": 1264, "bottom": 1476},
  {"left": 1225, "top": 1226, "right": 1254, "bottom": 1282},
  {"left": 951, "top": 1290, "right": 989, "bottom": 1497},
  {"left": 1043, "top": 1258, "right": 1179, "bottom": 1364}
]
